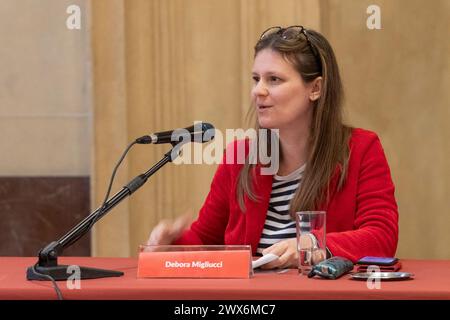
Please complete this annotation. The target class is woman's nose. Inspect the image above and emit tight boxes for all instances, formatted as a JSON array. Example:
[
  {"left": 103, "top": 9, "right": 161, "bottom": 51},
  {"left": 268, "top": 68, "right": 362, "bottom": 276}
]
[{"left": 252, "top": 81, "right": 269, "bottom": 97}]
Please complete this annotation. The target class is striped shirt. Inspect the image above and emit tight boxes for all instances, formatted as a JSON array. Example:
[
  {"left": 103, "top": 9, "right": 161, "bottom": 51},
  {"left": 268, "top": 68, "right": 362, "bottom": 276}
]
[{"left": 256, "top": 164, "right": 306, "bottom": 255}]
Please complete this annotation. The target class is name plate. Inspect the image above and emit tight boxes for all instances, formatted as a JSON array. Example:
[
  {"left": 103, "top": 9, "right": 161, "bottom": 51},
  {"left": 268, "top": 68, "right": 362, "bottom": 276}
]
[{"left": 137, "top": 245, "right": 252, "bottom": 279}]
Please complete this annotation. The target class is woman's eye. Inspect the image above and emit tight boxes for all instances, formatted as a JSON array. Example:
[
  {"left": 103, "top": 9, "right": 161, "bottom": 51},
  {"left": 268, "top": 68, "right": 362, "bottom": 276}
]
[
  {"left": 252, "top": 76, "right": 260, "bottom": 83},
  {"left": 269, "top": 76, "right": 281, "bottom": 83}
]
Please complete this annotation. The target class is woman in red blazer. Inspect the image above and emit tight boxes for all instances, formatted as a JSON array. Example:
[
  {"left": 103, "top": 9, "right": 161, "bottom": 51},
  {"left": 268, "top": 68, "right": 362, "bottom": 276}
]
[{"left": 147, "top": 26, "right": 398, "bottom": 267}]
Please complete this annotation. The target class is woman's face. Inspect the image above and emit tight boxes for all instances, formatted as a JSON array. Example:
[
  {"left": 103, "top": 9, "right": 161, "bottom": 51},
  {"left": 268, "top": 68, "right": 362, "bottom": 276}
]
[{"left": 251, "top": 49, "right": 314, "bottom": 131}]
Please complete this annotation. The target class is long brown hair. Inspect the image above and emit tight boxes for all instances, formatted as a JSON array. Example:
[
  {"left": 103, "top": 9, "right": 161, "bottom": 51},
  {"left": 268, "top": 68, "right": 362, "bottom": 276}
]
[{"left": 237, "top": 27, "right": 352, "bottom": 215}]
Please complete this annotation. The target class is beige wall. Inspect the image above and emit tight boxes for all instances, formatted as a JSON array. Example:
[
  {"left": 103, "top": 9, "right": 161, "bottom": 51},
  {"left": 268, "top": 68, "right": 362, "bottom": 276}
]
[
  {"left": 321, "top": 0, "right": 450, "bottom": 259},
  {"left": 91, "top": 0, "right": 450, "bottom": 259},
  {"left": 2, "top": 1, "right": 447, "bottom": 260},
  {"left": 0, "top": 0, "right": 91, "bottom": 176},
  {"left": 91, "top": 0, "right": 320, "bottom": 257}
]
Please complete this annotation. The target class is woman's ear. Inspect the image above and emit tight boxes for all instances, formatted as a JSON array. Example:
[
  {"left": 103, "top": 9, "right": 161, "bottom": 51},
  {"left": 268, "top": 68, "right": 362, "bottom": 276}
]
[{"left": 309, "top": 77, "right": 323, "bottom": 101}]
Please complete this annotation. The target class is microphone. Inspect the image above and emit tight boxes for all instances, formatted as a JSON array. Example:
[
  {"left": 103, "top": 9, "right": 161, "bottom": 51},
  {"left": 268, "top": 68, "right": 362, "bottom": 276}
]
[{"left": 136, "top": 122, "right": 215, "bottom": 144}]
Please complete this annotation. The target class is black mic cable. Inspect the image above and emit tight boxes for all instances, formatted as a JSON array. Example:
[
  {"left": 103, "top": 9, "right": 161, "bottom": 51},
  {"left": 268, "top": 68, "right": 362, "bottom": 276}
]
[{"left": 66, "top": 140, "right": 138, "bottom": 248}]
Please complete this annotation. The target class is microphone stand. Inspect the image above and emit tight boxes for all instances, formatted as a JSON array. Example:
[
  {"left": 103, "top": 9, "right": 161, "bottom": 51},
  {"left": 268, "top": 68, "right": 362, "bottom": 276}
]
[{"left": 27, "top": 144, "right": 182, "bottom": 281}]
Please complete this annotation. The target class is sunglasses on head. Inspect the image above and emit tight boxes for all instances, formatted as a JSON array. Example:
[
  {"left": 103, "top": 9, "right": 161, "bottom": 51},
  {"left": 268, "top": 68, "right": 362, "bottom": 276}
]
[{"left": 259, "top": 25, "right": 321, "bottom": 68}]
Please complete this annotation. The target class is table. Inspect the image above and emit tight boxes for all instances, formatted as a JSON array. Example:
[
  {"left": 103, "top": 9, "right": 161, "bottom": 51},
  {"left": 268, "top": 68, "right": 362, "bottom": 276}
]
[{"left": 1, "top": 257, "right": 449, "bottom": 300}]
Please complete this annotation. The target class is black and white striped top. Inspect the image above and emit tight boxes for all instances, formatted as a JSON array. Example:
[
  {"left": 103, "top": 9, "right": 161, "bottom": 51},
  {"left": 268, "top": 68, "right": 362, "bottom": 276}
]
[{"left": 256, "top": 164, "right": 306, "bottom": 255}]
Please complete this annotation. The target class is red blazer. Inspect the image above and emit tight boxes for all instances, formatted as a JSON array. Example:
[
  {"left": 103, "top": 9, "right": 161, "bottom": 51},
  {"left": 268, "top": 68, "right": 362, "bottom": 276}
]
[{"left": 174, "top": 128, "right": 399, "bottom": 262}]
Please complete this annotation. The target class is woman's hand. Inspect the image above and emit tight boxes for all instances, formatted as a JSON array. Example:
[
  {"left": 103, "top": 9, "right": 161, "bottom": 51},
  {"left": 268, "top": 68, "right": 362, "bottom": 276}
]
[
  {"left": 260, "top": 238, "right": 298, "bottom": 269},
  {"left": 146, "top": 212, "right": 193, "bottom": 246},
  {"left": 260, "top": 234, "right": 326, "bottom": 269}
]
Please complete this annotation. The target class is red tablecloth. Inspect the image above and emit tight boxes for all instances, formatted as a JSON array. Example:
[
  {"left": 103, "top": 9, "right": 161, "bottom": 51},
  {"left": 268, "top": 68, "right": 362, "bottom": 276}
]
[{"left": 1, "top": 257, "right": 449, "bottom": 300}]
